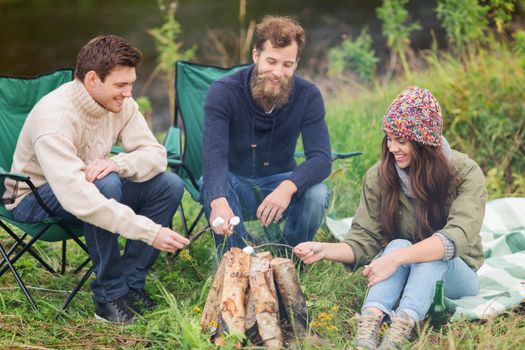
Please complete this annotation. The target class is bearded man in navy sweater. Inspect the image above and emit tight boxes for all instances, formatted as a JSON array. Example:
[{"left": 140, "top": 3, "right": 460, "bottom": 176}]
[{"left": 202, "top": 16, "right": 332, "bottom": 255}]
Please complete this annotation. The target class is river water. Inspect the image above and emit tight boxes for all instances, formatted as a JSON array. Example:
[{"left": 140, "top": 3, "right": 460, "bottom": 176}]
[{"left": 1, "top": 0, "right": 443, "bottom": 131}]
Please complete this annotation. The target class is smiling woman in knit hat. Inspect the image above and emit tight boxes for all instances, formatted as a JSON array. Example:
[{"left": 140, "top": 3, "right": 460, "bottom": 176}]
[{"left": 294, "top": 86, "right": 488, "bottom": 349}]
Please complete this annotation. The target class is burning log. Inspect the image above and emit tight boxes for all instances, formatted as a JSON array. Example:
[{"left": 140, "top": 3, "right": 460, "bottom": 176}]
[
  {"left": 216, "top": 248, "right": 251, "bottom": 346},
  {"left": 249, "top": 255, "right": 283, "bottom": 349},
  {"left": 200, "top": 250, "right": 309, "bottom": 349},
  {"left": 245, "top": 252, "right": 275, "bottom": 339},
  {"left": 200, "top": 257, "right": 226, "bottom": 330},
  {"left": 245, "top": 288, "right": 257, "bottom": 331},
  {"left": 271, "top": 257, "right": 309, "bottom": 338}
]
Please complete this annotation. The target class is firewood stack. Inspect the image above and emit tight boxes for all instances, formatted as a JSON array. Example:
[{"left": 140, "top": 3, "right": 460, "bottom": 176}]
[{"left": 200, "top": 247, "right": 310, "bottom": 349}]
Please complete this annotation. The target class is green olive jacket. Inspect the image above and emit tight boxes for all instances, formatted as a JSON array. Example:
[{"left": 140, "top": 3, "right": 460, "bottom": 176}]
[{"left": 343, "top": 150, "right": 487, "bottom": 271}]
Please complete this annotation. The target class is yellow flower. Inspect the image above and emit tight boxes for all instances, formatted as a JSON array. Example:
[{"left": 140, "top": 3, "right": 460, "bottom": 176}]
[
  {"left": 179, "top": 249, "right": 192, "bottom": 262},
  {"left": 378, "top": 322, "right": 389, "bottom": 336},
  {"left": 331, "top": 305, "right": 339, "bottom": 311},
  {"left": 317, "top": 312, "right": 333, "bottom": 321},
  {"left": 192, "top": 306, "right": 202, "bottom": 315}
]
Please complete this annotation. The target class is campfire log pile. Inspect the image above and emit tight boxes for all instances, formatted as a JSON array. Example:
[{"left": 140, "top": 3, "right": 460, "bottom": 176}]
[{"left": 200, "top": 247, "right": 311, "bottom": 349}]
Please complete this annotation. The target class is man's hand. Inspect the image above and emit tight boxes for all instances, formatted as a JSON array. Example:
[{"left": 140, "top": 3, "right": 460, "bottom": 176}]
[
  {"left": 256, "top": 180, "right": 297, "bottom": 226},
  {"left": 152, "top": 227, "right": 190, "bottom": 253},
  {"left": 362, "top": 253, "right": 400, "bottom": 287},
  {"left": 293, "top": 241, "right": 326, "bottom": 264},
  {"left": 210, "top": 197, "right": 235, "bottom": 236},
  {"left": 82, "top": 158, "right": 120, "bottom": 182}
]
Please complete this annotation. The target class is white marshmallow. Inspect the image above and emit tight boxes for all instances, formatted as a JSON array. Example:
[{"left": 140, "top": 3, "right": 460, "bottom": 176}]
[
  {"left": 230, "top": 216, "right": 240, "bottom": 226},
  {"left": 242, "top": 246, "right": 254, "bottom": 255},
  {"left": 212, "top": 217, "right": 225, "bottom": 227}
]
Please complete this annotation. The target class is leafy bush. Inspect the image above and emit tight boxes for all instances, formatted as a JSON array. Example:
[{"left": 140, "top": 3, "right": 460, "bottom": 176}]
[
  {"left": 147, "top": 0, "right": 195, "bottom": 124},
  {"left": 436, "top": 0, "right": 489, "bottom": 50},
  {"left": 326, "top": 41, "right": 524, "bottom": 209},
  {"left": 377, "top": 0, "right": 421, "bottom": 78},
  {"left": 327, "top": 29, "right": 379, "bottom": 83},
  {"left": 486, "top": 0, "right": 516, "bottom": 33}
]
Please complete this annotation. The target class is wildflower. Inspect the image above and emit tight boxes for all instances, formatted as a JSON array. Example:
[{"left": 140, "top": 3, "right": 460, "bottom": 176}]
[
  {"left": 317, "top": 312, "right": 333, "bottom": 321},
  {"left": 179, "top": 249, "right": 192, "bottom": 262},
  {"left": 327, "top": 325, "right": 338, "bottom": 332},
  {"left": 378, "top": 321, "right": 389, "bottom": 336}
]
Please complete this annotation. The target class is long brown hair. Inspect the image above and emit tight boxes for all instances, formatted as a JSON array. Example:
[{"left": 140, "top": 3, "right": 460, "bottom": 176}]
[{"left": 379, "top": 136, "right": 453, "bottom": 242}]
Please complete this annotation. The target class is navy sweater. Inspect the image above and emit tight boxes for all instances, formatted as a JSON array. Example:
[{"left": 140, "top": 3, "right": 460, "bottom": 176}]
[{"left": 202, "top": 65, "right": 331, "bottom": 208}]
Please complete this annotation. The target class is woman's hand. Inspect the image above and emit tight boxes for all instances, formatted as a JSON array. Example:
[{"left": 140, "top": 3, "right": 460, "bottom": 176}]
[
  {"left": 293, "top": 241, "right": 326, "bottom": 264},
  {"left": 362, "top": 253, "right": 400, "bottom": 287}
]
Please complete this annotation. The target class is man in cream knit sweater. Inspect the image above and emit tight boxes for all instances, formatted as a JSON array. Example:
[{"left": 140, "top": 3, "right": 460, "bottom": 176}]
[{"left": 4, "top": 35, "right": 189, "bottom": 323}]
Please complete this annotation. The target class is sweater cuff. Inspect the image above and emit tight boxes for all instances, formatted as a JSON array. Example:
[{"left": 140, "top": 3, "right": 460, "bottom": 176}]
[
  {"left": 433, "top": 231, "right": 456, "bottom": 260},
  {"left": 288, "top": 173, "right": 306, "bottom": 194},
  {"left": 111, "top": 155, "right": 127, "bottom": 177},
  {"left": 343, "top": 241, "right": 366, "bottom": 272},
  {"left": 139, "top": 223, "right": 162, "bottom": 246}
]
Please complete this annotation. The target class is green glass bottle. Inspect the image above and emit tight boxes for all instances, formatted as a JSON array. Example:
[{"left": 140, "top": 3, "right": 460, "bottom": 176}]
[{"left": 429, "top": 280, "right": 447, "bottom": 330}]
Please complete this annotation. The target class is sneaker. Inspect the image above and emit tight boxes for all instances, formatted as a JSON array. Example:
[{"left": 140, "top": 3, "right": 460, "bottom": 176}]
[
  {"left": 354, "top": 309, "right": 384, "bottom": 350},
  {"left": 128, "top": 288, "right": 156, "bottom": 310},
  {"left": 378, "top": 311, "right": 416, "bottom": 349},
  {"left": 94, "top": 293, "right": 139, "bottom": 324}
]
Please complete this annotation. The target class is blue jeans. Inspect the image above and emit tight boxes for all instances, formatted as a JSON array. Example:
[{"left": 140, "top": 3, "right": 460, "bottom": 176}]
[
  {"left": 202, "top": 172, "right": 329, "bottom": 256},
  {"left": 11, "top": 172, "right": 184, "bottom": 303},
  {"left": 362, "top": 239, "right": 480, "bottom": 322}
]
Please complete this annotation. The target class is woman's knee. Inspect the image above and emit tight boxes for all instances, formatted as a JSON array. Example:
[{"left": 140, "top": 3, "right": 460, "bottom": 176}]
[
  {"left": 411, "top": 259, "right": 448, "bottom": 277},
  {"left": 93, "top": 173, "right": 122, "bottom": 200},
  {"left": 385, "top": 239, "right": 412, "bottom": 251}
]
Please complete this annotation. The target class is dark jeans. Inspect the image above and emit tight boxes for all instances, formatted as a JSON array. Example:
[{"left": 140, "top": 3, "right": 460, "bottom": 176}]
[
  {"left": 11, "top": 172, "right": 184, "bottom": 303},
  {"left": 202, "top": 172, "right": 329, "bottom": 256}
]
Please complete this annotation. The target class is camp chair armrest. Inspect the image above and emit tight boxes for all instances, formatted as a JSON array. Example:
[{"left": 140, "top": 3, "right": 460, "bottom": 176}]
[
  {"left": 0, "top": 169, "right": 53, "bottom": 215},
  {"left": 293, "top": 151, "right": 362, "bottom": 162},
  {"left": 331, "top": 151, "right": 362, "bottom": 161},
  {"left": 0, "top": 168, "right": 29, "bottom": 182},
  {"left": 167, "top": 158, "right": 183, "bottom": 168},
  {"left": 111, "top": 127, "right": 181, "bottom": 162},
  {"left": 164, "top": 127, "right": 182, "bottom": 161},
  {"left": 111, "top": 145, "right": 124, "bottom": 154}
]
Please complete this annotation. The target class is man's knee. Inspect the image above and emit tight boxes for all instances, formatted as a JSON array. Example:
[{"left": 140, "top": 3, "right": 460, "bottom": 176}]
[
  {"left": 160, "top": 172, "right": 185, "bottom": 203},
  {"left": 93, "top": 173, "right": 122, "bottom": 201},
  {"left": 302, "top": 183, "right": 329, "bottom": 208}
]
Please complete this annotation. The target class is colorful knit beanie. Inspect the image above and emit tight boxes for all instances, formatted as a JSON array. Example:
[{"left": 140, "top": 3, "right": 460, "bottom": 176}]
[{"left": 382, "top": 86, "right": 442, "bottom": 147}]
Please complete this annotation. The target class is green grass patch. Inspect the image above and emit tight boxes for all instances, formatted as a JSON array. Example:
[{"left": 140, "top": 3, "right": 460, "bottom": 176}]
[{"left": 1, "top": 42, "right": 524, "bottom": 348}]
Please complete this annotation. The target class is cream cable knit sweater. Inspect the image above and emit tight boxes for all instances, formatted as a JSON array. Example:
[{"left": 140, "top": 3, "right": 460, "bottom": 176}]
[{"left": 5, "top": 79, "right": 167, "bottom": 245}]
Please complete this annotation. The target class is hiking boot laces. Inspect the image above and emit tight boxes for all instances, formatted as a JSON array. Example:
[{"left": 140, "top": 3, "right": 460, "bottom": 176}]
[
  {"left": 103, "top": 296, "right": 135, "bottom": 323},
  {"left": 355, "top": 311, "right": 383, "bottom": 350},
  {"left": 379, "top": 312, "right": 415, "bottom": 349},
  {"left": 129, "top": 288, "right": 156, "bottom": 310}
]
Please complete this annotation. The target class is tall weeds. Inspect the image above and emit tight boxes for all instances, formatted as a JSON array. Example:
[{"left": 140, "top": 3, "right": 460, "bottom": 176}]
[{"left": 324, "top": 40, "right": 524, "bottom": 215}]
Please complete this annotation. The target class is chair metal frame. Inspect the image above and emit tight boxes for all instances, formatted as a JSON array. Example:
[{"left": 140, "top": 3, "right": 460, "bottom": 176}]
[{"left": 0, "top": 69, "right": 93, "bottom": 311}]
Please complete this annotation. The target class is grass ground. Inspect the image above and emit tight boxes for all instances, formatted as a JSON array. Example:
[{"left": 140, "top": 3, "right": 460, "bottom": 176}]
[{"left": 1, "top": 44, "right": 524, "bottom": 349}]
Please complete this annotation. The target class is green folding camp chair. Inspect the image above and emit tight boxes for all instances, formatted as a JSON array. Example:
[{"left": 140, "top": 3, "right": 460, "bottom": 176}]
[
  {"left": 171, "top": 61, "right": 362, "bottom": 242},
  {"left": 0, "top": 69, "right": 93, "bottom": 311}
]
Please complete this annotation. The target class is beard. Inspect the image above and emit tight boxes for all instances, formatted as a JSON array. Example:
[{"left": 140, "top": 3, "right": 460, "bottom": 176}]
[{"left": 250, "top": 67, "right": 293, "bottom": 112}]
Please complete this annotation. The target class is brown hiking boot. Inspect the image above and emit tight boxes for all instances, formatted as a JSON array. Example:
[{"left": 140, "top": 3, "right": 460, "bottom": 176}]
[
  {"left": 378, "top": 311, "right": 416, "bottom": 349},
  {"left": 354, "top": 309, "right": 384, "bottom": 350}
]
